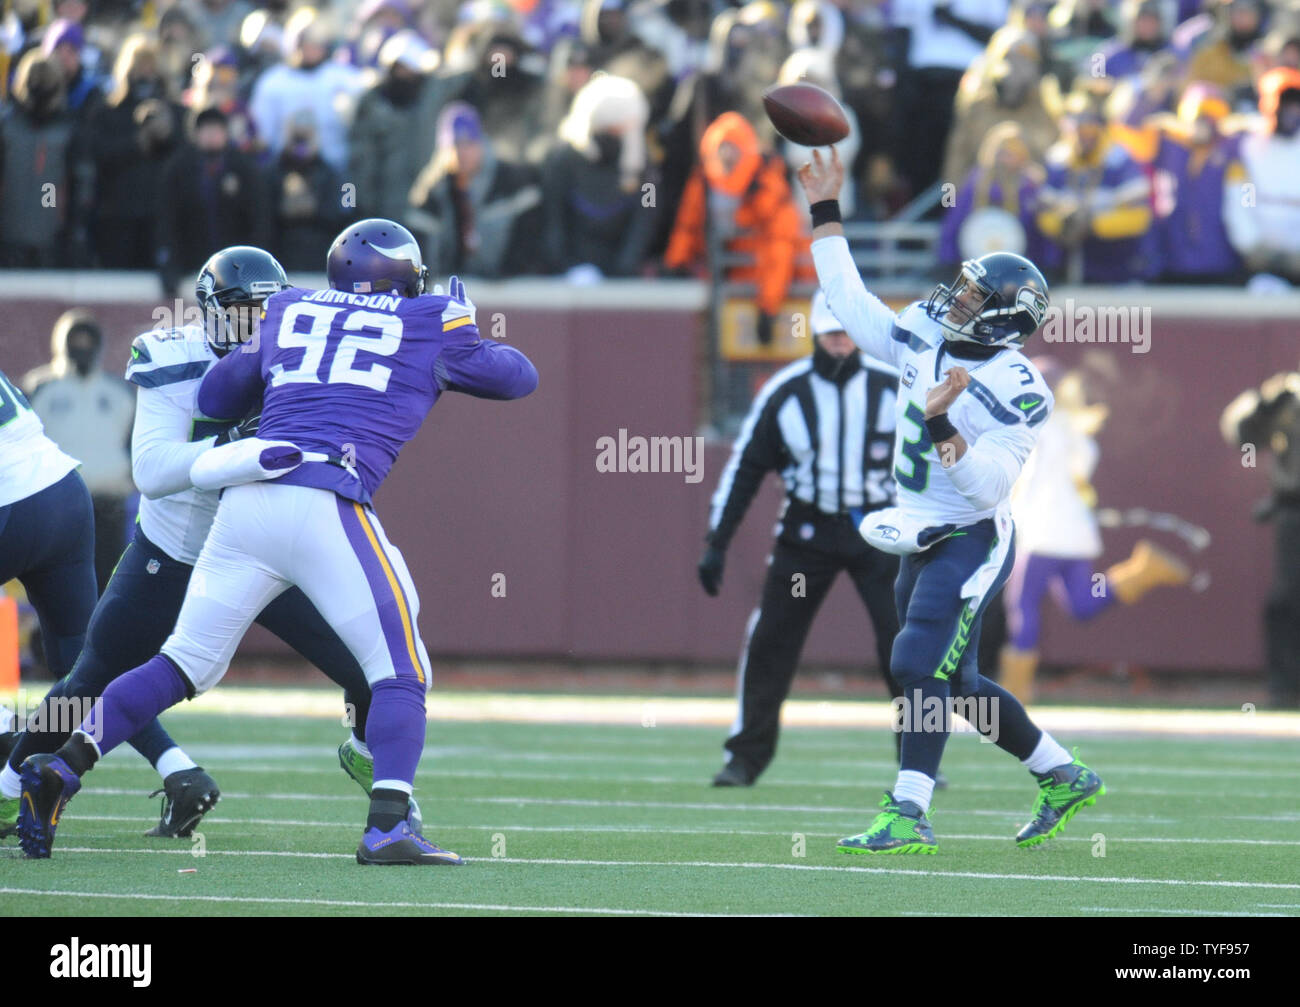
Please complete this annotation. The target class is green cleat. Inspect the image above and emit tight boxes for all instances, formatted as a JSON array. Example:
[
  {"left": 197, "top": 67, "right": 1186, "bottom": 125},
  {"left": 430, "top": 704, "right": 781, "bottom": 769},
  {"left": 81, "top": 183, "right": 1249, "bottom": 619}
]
[
  {"left": 1016, "top": 751, "right": 1106, "bottom": 848},
  {"left": 338, "top": 738, "right": 422, "bottom": 834},
  {"left": 338, "top": 738, "right": 374, "bottom": 795},
  {"left": 0, "top": 794, "right": 17, "bottom": 838},
  {"left": 837, "top": 792, "right": 937, "bottom": 855}
]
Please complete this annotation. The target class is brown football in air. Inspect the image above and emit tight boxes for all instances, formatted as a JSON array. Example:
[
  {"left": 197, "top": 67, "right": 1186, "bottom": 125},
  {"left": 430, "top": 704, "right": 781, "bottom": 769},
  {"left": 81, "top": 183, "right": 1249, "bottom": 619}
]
[{"left": 761, "top": 83, "right": 850, "bottom": 147}]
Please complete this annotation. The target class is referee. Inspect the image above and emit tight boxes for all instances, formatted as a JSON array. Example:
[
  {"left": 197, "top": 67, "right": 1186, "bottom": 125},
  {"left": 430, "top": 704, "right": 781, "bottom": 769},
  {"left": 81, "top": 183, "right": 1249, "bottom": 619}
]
[{"left": 700, "top": 291, "right": 904, "bottom": 786}]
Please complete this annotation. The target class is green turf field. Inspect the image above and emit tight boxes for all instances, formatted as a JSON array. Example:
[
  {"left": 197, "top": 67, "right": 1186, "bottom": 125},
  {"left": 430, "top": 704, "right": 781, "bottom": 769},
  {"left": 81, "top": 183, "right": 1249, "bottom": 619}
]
[{"left": 3, "top": 693, "right": 1298, "bottom": 917}]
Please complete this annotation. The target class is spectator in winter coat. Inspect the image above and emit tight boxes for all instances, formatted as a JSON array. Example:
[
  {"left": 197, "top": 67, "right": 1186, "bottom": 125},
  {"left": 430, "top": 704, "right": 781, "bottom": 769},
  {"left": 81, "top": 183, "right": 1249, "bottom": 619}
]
[
  {"left": 1224, "top": 67, "right": 1300, "bottom": 283},
  {"left": 664, "top": 111, "right": 812, "bottom": 344},
  {"left": 407, "top": 102, "right": 543, "bottom": 279},
  {"left": 347, "top": 29, "right": 442, "bottom": 222},
  {"left": 939, "top": 121, "right": 1046, "bottom": 265},
  {"left": 943, "top": 27, "right": 1060, "bottom": 189},
  {"left": 85, "top": 34, "right": 182, "bottom": 269},
  {"left": 157, "top": 106, "right": 270, "bottom": 296},
  {"left": 540, "top": 73, "right": 659, "bottom": 279},
  {"left": 267, "top": 111, "right": 347, "bottom": 271},
  {"left": 1034, "top": 91, "right": 1156, "bottom": 282},
  {"left": 1115, "top": 83, "right": 1247, "bottom": 282},
  {"left": 249, "top": 7, "right": 363, "bottom": 171},
  {"left": 1187, "top": 0, "right": 1268, "bottom": 107},
  {"left": 0, "top": 51, "right": 78, "bottom": 267}
]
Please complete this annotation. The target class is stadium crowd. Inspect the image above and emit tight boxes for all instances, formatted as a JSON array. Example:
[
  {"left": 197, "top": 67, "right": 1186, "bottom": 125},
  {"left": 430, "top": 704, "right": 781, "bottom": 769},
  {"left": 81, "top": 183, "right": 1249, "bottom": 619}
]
[{"left": 2, "top": 0, "right": 1300, "bottom": 294}]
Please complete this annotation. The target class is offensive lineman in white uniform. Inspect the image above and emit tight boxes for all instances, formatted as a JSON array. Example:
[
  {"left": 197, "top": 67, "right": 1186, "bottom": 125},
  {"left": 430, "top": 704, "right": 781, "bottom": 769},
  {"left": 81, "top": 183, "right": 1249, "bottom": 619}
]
[
  {"left": 2, "top": 248, "right": 383, "bottom": 843},
  {"left": 798, "top": 148, "right": 1106, "bottom": 853},
  {"left": 0, "top": 373, "right": 95, "bottom": 835}
]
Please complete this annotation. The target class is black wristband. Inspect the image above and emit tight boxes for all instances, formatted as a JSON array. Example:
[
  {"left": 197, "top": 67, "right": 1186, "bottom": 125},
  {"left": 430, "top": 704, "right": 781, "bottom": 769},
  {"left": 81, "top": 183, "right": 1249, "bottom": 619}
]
[
  {"left": 924, "top": 412, "right": 960, "bottom": 443},
  {"left": 810, "top": 199, "right": 842, "bottom": 228}
]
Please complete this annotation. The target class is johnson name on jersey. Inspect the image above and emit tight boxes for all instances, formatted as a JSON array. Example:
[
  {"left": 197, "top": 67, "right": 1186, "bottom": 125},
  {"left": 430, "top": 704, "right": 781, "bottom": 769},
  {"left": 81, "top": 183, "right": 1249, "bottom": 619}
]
[
  {"left": 197, "top": 286, "right": 538, "bottom": 506},
  {"left": 812, "top": 235, "right": 1054, "bottom": 528},
  {"left": 125, "top": 325, "right": 236, "bottom": 564}
]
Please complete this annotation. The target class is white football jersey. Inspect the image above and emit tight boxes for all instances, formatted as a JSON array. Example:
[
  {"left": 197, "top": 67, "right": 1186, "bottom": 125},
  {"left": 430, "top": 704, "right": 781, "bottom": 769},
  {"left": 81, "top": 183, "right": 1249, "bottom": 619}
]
[
  {"left": 125, "top": 326, "right": 234, "bottom": 565},
  {"left": 0, "top": 370, "right": 81, "bottom": 508},
  {"left": 813, "top": 235, "right": 1054, "bottom": 528}
]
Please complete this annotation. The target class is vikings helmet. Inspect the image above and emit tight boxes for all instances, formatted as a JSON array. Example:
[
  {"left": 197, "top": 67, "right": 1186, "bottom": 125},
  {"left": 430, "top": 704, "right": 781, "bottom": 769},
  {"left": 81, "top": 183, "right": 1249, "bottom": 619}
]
[
  {"left": 925, "top": 251, "right": 1050, "bottom": 348},
  {"left": 326, "top": 218, "right": 428, "bottom": 298}
]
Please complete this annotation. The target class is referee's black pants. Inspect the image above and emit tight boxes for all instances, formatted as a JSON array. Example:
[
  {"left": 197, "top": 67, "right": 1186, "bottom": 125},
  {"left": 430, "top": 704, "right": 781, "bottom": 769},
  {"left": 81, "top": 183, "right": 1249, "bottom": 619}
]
[{"left": 723, "top": 505, "right": 902, "bottom": 779}]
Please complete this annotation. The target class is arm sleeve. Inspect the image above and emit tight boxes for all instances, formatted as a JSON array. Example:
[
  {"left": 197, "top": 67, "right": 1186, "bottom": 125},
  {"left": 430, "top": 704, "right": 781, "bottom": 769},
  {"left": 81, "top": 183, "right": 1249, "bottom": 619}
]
[
  {"left": 707, "top": 391, "right": 787, "bottom": 552},
  {"left": 945, "top": 420, "right": 1041, "bottom": 512},
  {"left": 197, "top": 347, "right": 264, "bottom": 421},
  {"left": 130, "top": 386, "right": 215, "bottom": 499},
  {"left": 434, "top": 328, "right": 539, "bottom": 400},
  {"left": 811, "top": 234, "right": 906, "bottom": 367}
]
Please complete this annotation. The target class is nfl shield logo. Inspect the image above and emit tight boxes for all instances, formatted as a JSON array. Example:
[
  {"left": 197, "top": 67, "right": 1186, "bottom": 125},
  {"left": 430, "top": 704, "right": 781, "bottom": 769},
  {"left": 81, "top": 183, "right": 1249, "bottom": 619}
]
[
  {"left": 146, "top": 559, "right": 160, "bottom": 575},
  {"left": 902, "top": 364, "right": 918, "bottom": 388}
]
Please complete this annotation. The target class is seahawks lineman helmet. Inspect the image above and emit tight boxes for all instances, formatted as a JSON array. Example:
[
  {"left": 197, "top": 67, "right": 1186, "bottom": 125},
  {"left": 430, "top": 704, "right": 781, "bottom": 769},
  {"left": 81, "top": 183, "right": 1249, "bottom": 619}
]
[
  {"left": 326, "top": 218, "right": 428, "bottom": 298},
  {"left": 925, "top": 252, "right": 1050, "bottom": 348},
  {"left": 196, "top": 246, "right": 288, "bottom": 356}
]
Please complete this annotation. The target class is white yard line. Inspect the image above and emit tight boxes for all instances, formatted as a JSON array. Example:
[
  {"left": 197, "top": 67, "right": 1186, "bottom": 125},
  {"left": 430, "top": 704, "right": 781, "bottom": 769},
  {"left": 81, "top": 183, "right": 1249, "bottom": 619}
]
[
  {"left": 63, "top": 813, "right": 1300, "bottom": 846},
  {"left": 85, "top": 762, "right": 1299, "bottom": 800},
  {"left": 1077, "top": 906, "right": 1291, "bottom": 917},
  {"left": 91, "top": 747, "right": 1300, "bottom": 782},
  {"left": 0, "top": 886, "right": 785, "bottom": 917},
  {"left": 12, "top": 851, "right": 1297, "bottom": 892}
]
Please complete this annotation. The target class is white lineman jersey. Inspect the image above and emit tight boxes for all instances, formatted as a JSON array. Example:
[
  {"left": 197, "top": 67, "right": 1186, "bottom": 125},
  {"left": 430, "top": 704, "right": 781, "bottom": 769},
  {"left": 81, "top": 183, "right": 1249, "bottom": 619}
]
[
  {"left": 812, "top": 235, "right": 1054, "bottom": 528},
  {"left": 162, "top": 482, "right": 432, "bottom": 693},
  {"left": 125, "top": 326, "right": 231, "bottom": 564},
  {"left": 0, "top": 370, "right": 80, "bottom": 508}
]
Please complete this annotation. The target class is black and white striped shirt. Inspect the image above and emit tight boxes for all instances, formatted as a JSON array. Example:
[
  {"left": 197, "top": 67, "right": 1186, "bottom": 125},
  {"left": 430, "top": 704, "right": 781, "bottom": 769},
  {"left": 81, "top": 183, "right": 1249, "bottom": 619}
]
[{"left": 708, "top": 349, "right": 898, "bottom": 551}]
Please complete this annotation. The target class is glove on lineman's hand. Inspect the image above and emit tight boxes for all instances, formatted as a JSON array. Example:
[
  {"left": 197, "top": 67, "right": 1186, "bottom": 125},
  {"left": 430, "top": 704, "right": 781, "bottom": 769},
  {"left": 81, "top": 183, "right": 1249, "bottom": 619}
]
[{"left": 215, "top": 413, "right": 260, "bottom": 446}]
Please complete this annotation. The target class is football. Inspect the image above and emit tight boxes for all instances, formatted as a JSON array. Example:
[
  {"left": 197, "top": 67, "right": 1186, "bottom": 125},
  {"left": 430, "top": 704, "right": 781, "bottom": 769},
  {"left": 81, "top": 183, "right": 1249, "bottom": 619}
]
[{"left": 761, "top": 82, "right": 850, "bottom": 147}]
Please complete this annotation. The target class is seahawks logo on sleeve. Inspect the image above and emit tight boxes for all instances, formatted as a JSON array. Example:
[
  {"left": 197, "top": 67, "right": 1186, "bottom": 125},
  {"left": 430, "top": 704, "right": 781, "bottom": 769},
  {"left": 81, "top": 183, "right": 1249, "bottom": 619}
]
[
  {"left": 1009, "top": 391, "right": 1050, "bottom": 427},
  {"left": 125, "top": 327, "right": 213, "bottom": 389}
]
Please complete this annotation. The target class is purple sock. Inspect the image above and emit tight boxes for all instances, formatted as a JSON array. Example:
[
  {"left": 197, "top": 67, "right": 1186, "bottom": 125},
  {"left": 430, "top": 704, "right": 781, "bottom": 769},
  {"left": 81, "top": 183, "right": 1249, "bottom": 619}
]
[
  {"left": 79, "top": 655, "right": 189, "bottom": 755},
  {"left": 367, "top": 677, "right": 427, "bottom": 788}
]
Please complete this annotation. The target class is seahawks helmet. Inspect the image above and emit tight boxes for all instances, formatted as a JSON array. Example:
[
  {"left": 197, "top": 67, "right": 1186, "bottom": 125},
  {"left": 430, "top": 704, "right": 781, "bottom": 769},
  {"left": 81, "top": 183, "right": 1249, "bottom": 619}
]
[
  {"left": 196, "top": 246, "right": 288, "bottom": 356},
  {"left": 326, "top": 218, "right": 428, "bottom": 298},
  {"left": 925, "top": 252, "right": 1050, "bottom": 348}
]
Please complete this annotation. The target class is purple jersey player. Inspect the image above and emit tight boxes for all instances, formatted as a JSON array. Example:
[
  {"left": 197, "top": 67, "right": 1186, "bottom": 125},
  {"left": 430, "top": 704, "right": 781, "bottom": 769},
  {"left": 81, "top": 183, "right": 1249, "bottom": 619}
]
[{"left": 17, "top": 219, "right": 538, "bottom": 864}]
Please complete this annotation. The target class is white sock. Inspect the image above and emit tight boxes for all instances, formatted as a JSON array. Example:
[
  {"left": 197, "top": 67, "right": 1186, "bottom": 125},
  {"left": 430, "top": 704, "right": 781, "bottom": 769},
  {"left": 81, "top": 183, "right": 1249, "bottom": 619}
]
[
  {"left": 1022, "top": 732, "right": 1072, "bottom": 775},
  {"left": 0, "top": 763, "right": 20, "bottom": 799},
  {"left": 893, "top": 769, "right": 936, "bottom": 814},
  {"left": 373, "top": 778, "right": 412, "bottom": 796},
  {"left": 155, "top": 747, "right": 198, "bottom": 781},
  {"left": 350, "top": 733, "right": 371, "bottom": 759}
]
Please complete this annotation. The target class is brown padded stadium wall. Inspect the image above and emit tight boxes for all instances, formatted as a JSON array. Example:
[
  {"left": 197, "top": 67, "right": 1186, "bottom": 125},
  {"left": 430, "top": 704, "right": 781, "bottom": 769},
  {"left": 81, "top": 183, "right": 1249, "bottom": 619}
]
[{"left": 0, "top": 295, "right": 1290, "bottom": 674}]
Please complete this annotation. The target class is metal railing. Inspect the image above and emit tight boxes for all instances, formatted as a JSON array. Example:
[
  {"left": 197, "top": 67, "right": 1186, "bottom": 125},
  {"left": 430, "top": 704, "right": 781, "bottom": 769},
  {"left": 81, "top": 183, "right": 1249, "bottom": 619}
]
[{"left": 705, "top": 184, "right": 944, "bottom": 434}]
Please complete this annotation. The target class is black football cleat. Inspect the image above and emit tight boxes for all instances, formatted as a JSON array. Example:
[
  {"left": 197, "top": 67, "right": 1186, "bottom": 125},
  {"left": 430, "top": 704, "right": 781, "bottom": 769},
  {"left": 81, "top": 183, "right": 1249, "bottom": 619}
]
[
  {"left": 712, "top": 763, "right": 755, "bottom": 787},
  {"left": 145, "top": 767, "right": 221, "bottom": 838}
]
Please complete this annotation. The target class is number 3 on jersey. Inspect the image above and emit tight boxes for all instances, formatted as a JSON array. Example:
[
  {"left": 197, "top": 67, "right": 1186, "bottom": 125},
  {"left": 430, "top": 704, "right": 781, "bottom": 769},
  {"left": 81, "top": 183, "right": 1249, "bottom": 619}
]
[
  {"left": 894, "top": 401, "right": 932, "bottom": 493},
  {"left": 270, "top": 303, "right": 402, "bottom": 392}
]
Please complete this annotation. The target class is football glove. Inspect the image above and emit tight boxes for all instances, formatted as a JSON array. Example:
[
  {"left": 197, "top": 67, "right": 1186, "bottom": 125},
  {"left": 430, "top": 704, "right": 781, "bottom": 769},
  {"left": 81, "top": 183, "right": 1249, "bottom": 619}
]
[{"left": 215, "top": 413, "right": 260, "bottom": 446}]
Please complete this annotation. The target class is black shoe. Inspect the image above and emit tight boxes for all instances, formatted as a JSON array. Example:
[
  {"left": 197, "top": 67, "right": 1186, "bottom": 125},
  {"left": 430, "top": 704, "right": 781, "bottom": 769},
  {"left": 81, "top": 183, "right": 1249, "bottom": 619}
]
[
  {"left": 145, "top": 767, "right": 221, "bottom": 838},
  {"left": 712, "top": 763, "right": 755, "bottom": 787}
]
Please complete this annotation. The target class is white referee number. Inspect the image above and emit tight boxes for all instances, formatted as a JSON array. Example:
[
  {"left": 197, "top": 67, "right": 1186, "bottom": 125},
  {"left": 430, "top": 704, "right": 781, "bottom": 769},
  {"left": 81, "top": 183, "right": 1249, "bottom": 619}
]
[{"left": 269, "top": 303, "right": 402, "bottom": 392}]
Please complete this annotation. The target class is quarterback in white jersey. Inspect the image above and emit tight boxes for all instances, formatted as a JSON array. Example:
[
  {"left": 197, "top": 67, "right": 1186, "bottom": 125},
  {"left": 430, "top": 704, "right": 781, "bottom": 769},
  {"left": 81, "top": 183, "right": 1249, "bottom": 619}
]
[{"left": 797, "top": 147, "right": 1105, "bottom": 855}]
